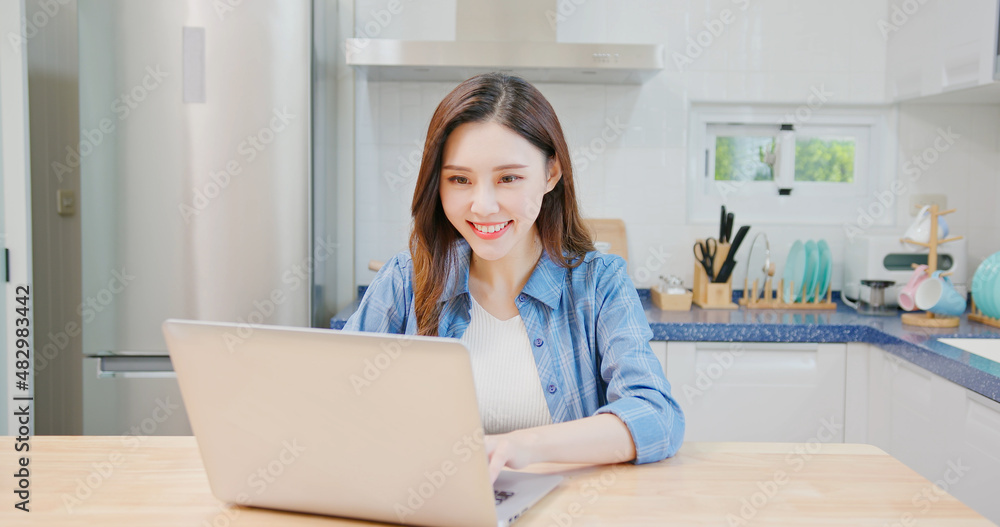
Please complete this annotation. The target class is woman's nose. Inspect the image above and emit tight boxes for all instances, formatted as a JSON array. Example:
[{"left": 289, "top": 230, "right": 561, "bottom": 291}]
[{"left": 470, "top": 183, "right": 500, "bottom": 216}]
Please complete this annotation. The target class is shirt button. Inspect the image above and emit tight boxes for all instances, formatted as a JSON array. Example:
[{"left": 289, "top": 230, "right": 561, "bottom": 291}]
[
  {"left": 547, "top": 384, "right": 557, "bottom": 394},
  {"left": 517, "top": 294, "right": 527, "bottom": 303},
  {"left": 533, "top": 338, "right": 543, "bottom": 347}
]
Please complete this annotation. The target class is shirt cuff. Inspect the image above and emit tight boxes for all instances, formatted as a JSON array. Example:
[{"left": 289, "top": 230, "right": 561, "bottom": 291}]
[{"left": 596, "top": 396, "right": 680, "bottom": 465}]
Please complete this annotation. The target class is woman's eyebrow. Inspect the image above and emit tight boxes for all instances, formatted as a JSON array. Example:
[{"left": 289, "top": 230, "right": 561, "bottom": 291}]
[{"left": 441, "top": 164, "right": 529, "bottom": 172}]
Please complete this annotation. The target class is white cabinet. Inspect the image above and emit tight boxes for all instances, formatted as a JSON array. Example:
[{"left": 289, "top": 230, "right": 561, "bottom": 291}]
[
  {"left": 664, "top": 342, "right": 847, "bottom": 443},
  {"left": 657, "top": 339, "right": 1000, "bottom": 523},
  {"left": 866, "top": 346, "right": 955, "bottom": 479},
  {"left": 885, "top": 0, "right": 1000, "bottom": 100},
  {"left": 867, "top": 346, "right": 1000, "bottom": 525}
]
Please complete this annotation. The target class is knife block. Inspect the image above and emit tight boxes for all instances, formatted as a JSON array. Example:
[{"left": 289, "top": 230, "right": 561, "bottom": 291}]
[{"left": 693, "top": 240, "right": 738, "bottom": 309}]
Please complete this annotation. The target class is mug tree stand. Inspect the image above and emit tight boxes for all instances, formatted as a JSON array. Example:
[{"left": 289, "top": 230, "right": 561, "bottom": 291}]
[{"left": 900, "top": 205, "right": 962, "bottom": 328}]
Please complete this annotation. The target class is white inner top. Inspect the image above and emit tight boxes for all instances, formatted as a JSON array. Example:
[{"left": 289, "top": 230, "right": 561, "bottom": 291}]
[{"left": 460, "top": 294, "right": 553, "bottom": 435}]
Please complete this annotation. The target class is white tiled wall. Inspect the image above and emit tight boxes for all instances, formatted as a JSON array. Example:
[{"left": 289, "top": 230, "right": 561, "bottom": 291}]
[
  {"left": 894, "top": 104, "right": 1000, "bottom": 275},
  {"left": 352, "top": 0, "right": 1000, "bottom": 292}
]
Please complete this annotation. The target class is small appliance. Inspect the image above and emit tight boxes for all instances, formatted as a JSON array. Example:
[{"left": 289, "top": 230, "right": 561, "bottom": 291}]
[{"left": 844, "top": 234, "right": 968, "bottom": 308}]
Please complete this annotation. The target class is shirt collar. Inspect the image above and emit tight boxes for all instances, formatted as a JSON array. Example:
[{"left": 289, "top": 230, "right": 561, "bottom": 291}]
[{"left": 439, "top": 238, "right": 567, "bottom": 310}]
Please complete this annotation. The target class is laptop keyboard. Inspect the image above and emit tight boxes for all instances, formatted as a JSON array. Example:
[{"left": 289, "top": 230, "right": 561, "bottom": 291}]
[{"left": 494, "top": 490, "right": 515, "bottom": 505}]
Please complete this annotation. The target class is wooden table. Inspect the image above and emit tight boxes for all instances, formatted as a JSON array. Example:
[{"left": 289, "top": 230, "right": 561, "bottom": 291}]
[{"left": 1, "top": 437, "right": 994, "bottom": 526}]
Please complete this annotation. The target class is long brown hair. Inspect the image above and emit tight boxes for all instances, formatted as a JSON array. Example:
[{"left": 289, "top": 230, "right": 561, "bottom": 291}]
[{"left": 408, "top": 72, "right": 595, "bottom": 335}]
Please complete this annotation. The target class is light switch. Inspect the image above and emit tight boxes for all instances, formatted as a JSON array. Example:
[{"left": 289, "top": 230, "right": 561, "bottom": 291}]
[{"left": 57, "top": 189, "right": 75, "bottom": 216}]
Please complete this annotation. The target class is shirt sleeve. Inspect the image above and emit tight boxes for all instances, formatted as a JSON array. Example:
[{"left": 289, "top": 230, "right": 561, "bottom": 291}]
[
  {"left": 342, "top": 252, "right": 412, "bottom": 334},
  {"left": 592, "top": 257, "right": 685, "bottom": 464}
]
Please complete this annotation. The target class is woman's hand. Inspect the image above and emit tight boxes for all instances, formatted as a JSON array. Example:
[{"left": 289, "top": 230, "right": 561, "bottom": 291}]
[
  {"left": 484, "top": 429, "right": 541, "bottom": 484},
  {"left": 483, "top": 415, "right": 636, "bottom": 484}
]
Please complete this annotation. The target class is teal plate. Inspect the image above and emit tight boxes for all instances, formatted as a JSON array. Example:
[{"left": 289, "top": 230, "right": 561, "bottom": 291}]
[
  {"left": 803, "top": 240, "right": 819, "bottom": 301},
  {"left": 817, "top": 240, "right": 832, "bottom": 300},
  {"left": 973, "top": 252, "right": 999, "bottom": 318},
  {"left": 782, "top": 240, "right": 806, "bottom": 303}
]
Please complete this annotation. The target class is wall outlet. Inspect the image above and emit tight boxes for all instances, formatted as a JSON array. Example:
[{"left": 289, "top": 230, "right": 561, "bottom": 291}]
[{"left": 910, "top": 194, "right": 947, "bottom": 216}]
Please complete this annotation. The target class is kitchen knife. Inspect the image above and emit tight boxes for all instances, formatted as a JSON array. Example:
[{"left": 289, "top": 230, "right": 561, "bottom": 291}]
[
  {"left": 714, "top": 225, "right": 750, "bottom": 283},
  {"left": 725, "top": 212, "right": 734, "bottom": 242},
  {"left": 719, "top": 206, "right": 727, "bottom": 242}
]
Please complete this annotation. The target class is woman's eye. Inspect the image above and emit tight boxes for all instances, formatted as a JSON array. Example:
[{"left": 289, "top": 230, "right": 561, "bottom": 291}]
[
  {"left": 499, "top": 175, "right": 521, "bottom": 183},
  {"left": 447, "top": 175, "right": 469, "bottom": 184}
]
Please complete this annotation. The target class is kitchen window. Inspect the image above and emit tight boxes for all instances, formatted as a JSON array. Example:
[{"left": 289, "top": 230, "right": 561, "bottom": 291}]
[{"left": 689, "top": 106, "right": 895, "bottom": 226}]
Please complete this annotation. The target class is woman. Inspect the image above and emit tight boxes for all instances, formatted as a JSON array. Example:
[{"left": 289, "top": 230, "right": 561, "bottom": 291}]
[{"left": 345, "top": 72, "right": 684, "bottom": 483}]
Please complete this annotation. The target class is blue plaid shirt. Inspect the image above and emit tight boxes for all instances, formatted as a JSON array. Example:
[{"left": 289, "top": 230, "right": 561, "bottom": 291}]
[{"left": 343, "top": 239, "right": 684, "bottom": 464}]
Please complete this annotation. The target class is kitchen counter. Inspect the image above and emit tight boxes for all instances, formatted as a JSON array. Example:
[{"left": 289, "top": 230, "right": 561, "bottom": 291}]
[
  {"left": 3, "top": 436, "right": 993, "bottom": 526},
  {"left": 331, "top": 288, "right": 1000, "bottom": 403}
]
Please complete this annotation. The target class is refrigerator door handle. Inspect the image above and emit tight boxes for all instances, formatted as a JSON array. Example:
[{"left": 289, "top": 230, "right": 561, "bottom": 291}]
[{"left": 97, "top": 356, "right": 176, "bottom": 379}]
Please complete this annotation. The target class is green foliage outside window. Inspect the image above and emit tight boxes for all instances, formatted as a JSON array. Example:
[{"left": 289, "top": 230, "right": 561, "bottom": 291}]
[
  {"left": 714, "top": 135, "right": 855, "bottom": 183},
  {"left": 794, "top": 137, "right": 855, "bottom": 182},
  {"left": 714, "top": 136, "right": 773, "bottom": 181}
]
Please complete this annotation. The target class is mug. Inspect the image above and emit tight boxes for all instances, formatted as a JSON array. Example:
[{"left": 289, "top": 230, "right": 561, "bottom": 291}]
[
  {"left": 902, "top": 205, "right": 949, "bottom": 248},
  {"left": 897, "top": 264, "right": 929, "bottom": 311},
  {"left": 915, "top": 270, "right": 966, "bottom": 317}
]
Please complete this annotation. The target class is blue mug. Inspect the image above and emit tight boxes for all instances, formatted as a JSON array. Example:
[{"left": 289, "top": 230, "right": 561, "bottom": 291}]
[{"left": 914, "top": 271, "right": 966, "bottom": 317}]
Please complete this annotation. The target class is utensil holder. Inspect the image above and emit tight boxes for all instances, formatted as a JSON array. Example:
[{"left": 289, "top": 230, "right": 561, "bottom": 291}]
[{"left": 693, "top": 240, "right": 737, "bottom": 309}]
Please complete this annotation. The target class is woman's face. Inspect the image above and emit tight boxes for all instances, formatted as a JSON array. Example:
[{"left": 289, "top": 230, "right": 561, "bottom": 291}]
[{"left": 439, "top": 121, "right": 560, "bottom": 263}]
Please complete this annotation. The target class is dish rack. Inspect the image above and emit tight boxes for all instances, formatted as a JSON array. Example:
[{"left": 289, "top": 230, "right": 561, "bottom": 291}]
[
  {"left": 968, "top": 296, "right": 1000, "bottom": 329},
  {"left": 899, "top": 205, "right": 963, "bottom": 328},
  {"left": 739, "top": 278, "right": 836, "bottom": 310},
  {"left": 737, "top": 233, "right": 836, "bottom": 310}
]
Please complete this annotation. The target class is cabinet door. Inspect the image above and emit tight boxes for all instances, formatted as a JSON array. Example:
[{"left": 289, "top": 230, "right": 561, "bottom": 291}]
[
  {"left": 939, "top": 0, "right": 999, "bottom": 90},
  {"left": 665, "top": 342, "right": 846, "bottom": 443},
  {"left": 946, "top": 389, "right": 1000, "bottom": 524},
  {"left": 868, "top": 348, "right": 954, "bottom": 480},
  {"left": 885, "top": 0, "right": 1000, "bottom": 100},
  {"left": 869, "top": 347, "right": 1000, "bottom": 526}
]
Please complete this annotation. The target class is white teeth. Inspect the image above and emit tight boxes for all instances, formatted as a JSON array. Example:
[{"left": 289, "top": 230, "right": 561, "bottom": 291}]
[{"left": 473, "top": 221, "right": 509, "bottom": 234}]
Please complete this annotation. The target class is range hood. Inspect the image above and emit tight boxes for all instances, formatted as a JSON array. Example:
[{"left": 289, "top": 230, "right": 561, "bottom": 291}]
[{"left": 345, "top": 0, "right": 664, "bottom": 84}]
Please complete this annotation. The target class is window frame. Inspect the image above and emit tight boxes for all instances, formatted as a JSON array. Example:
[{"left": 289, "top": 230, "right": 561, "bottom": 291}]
[{"left": 688, "top": 105, "right": 897, "bottom": 226}]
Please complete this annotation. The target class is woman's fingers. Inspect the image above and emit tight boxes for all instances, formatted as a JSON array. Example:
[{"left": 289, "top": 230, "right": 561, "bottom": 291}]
[{"left": 487, "top": 439, "right": 510, "bottom": 484}]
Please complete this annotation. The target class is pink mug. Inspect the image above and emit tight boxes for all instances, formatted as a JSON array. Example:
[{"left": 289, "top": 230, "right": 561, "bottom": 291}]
[{"left": 897, "top": 264, "right": 929, "bottom": 311}]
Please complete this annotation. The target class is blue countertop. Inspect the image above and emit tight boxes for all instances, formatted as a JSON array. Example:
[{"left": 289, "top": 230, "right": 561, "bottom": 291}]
[{"left": 331, "top": 288, "right": 1000, "bottom": 403}]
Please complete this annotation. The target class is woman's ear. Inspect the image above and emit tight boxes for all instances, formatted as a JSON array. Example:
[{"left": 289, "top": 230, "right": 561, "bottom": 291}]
[{"left": 545, "top": 157, "right": 562, "bottom": 193}]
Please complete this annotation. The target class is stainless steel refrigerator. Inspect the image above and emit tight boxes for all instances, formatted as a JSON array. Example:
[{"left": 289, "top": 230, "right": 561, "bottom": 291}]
[{"left": 79, "top": 0, "right": 312, "bottom": 435}]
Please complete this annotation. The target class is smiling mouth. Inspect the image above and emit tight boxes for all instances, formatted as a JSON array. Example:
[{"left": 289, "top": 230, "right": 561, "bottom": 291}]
[{"left": 470, "top": 220, "right": 511, "bottom": 234}]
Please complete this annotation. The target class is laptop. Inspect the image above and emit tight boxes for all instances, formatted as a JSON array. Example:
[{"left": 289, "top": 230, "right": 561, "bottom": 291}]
[{"left": 162, "top": 319, "right": 563, "bottom": 527}]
